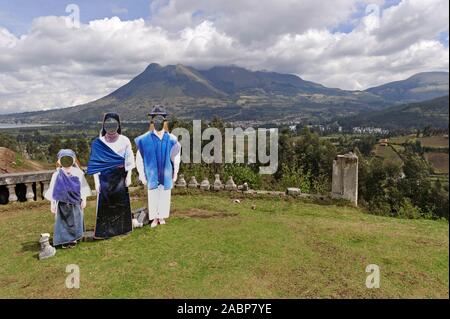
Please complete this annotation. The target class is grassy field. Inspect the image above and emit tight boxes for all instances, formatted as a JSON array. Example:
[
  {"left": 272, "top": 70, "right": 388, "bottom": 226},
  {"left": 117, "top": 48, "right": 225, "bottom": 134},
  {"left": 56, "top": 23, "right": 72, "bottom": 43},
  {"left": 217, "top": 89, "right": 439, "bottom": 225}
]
[
  {"left": 424, "top": 153, "right": 449, "bottom": 174},
  {"left": 372, "top": 144, "right": 403, "bottom": 166},
  {"left": 390, "top": 135, "right": 416, "bottom": 145},
  {"left": 390, "top": 135, "right": 449, "bottom": 149},
  {"left": 418, "top": 136, "right": 449, "bottom": 149},
  {"left": 0, "top": 191, "right": 448, "bottom": 299}
]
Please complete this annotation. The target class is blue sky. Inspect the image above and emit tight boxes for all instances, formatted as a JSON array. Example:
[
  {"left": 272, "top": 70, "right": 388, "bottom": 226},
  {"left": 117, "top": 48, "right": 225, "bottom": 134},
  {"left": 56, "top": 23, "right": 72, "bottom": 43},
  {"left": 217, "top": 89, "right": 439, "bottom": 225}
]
[
  {"left": 0, "top": 0, "right": 152, "bottom": 35},
  {"left": 332, "top": 0, "right": 402, "bottom": 34}
]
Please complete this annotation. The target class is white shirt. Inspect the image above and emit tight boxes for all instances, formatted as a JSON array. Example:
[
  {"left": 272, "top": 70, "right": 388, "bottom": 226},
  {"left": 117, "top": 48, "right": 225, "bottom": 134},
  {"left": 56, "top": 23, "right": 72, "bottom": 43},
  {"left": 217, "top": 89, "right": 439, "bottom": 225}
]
[{"left": 100, "top": 135, "right": 135, "bottom": 172}]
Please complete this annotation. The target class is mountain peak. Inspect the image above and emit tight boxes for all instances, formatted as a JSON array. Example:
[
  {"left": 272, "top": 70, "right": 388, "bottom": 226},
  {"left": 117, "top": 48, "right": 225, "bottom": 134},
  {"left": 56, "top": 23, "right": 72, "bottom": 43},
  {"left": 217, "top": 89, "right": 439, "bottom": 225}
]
[{"left": 143, "top": 63, "right": 162, "bottom": 72}]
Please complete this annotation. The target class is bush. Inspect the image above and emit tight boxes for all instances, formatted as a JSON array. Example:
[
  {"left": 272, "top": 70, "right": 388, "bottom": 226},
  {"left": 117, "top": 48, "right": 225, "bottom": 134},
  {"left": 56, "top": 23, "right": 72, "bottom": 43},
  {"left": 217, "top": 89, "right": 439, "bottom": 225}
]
[
  {"left": 366, "top": 197, "right": 392, "bottom": 216},
  {"left": 224, "top": 164, "right": 262, "bottom": 189},
  {"left": 279, "top": 163, "right": 312, "bottom": 193},
  {"left": 395, "top": 198, "right": 422, "bottom": 219}
]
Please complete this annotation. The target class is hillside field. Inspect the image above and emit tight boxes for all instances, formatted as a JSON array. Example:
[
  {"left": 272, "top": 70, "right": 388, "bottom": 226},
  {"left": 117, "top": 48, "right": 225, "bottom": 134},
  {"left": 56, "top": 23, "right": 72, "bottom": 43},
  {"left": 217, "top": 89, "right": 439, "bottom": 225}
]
[
  {"left": 372, "top": 144, "right": 403, "bottom": 165},
  {"left": 418, "top": 136, "right": 449, "bottom": 149},
  {"left": 424, "top": 153, "right": 449, "bottom": 174},
  {"left": 0, "top": 192, "right": 448, "bottom": 298}
]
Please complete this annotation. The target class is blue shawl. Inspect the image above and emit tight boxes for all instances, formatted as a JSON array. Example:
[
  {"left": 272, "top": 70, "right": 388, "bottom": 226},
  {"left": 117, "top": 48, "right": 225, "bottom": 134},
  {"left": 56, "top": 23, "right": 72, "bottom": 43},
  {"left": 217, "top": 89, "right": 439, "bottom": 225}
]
[
  {"left": 87, "top": 138, "right": 125, "bottom": 175},
  {"left": 135, "top": 131, "right": 176, "bottom": 190},
  {"left": 52, "top": 169, "right": 82, "bottom": 205}
]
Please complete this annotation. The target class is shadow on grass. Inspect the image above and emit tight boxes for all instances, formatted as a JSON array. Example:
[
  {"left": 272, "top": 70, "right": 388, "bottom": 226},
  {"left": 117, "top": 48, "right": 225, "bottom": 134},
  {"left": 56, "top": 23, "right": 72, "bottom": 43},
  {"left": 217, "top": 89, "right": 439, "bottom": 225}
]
[
  {"left": 21, "top": 241, "right": 39, "bottom": 253},
  {"left": 21, "top": 241, "right": 40, "bottom": 259}
]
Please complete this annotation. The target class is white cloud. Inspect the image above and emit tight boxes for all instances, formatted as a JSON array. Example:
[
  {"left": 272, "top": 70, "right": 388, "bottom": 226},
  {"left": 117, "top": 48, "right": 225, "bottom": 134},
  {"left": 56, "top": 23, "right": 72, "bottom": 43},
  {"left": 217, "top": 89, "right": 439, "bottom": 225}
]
[{"left": 0, "top": 0, "right": 448, "bottom": 114}]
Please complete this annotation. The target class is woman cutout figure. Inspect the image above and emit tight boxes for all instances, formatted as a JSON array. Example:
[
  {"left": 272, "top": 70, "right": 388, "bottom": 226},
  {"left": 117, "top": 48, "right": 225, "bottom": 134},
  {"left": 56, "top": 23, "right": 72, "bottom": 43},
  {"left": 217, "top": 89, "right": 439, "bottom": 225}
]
[
  {"left": 44, "top": 149, "right": 91, "bottom": 248},
  {"left": 87, "top": 113, "right": 135, "bottom": 239}
]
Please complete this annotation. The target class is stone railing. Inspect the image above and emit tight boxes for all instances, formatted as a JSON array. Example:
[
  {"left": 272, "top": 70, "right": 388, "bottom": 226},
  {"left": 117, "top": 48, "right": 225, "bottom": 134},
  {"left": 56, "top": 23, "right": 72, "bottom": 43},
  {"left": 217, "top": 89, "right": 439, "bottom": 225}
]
[
  {"left": 0, "top": 170, "right": 54, "bottom": 204},
  {"left": 0, "top": 152, "right": 359, "bottom": 206},
  {"left": 174, "top": 152, "right": 359, "bottom": 206}
]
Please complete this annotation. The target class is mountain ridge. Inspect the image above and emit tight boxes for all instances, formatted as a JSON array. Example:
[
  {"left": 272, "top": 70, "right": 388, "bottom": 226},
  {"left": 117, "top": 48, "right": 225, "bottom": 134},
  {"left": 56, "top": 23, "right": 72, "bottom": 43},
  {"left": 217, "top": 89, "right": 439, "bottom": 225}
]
[
  {"left": 365, "top": 71, "right": 449, "bottom": 104},
  {"left": 340, "top": 95, "right": 449, "bottom": 130},
  {"left": 0, "top": 64, "right": 448, "bottom": 123}
]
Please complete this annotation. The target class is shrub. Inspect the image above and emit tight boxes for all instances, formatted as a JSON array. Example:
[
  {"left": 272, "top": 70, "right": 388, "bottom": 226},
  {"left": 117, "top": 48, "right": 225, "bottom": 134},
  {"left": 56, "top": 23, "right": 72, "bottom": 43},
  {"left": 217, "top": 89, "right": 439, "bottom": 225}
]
[
  {"left": 224, "top": 164, "right": 262, "bottom": 189},
  {"left": 395, "top": 198, "right": 422, "bottom": 219}
]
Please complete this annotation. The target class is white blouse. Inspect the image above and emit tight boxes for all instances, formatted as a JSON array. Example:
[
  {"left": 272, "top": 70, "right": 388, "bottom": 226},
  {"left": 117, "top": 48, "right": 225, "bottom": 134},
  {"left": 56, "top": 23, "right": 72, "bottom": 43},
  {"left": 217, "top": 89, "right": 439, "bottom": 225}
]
[{"left": 99, "top": 135, "right": 135, "bottom": 172}]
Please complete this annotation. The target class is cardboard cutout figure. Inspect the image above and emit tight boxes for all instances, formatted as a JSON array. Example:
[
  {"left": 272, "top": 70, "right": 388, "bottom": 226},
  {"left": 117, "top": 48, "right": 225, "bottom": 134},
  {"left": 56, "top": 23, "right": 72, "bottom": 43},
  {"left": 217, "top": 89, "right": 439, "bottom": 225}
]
[
  {"left": 135, "top": 105, "right": 181, "bottom": 228},
  {"left": 87, "top": 113, "right": 135, "bottom": 238},
  {"left": 44, "top": 149, "right": 91, "bottom": 248}
]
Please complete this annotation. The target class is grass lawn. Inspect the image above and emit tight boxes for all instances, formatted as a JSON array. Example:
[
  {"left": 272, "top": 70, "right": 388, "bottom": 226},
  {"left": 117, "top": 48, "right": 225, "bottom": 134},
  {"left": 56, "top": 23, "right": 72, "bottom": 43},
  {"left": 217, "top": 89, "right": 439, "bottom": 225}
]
[{"left": 0, "top": 191, "right": 448, "bottom": 299}]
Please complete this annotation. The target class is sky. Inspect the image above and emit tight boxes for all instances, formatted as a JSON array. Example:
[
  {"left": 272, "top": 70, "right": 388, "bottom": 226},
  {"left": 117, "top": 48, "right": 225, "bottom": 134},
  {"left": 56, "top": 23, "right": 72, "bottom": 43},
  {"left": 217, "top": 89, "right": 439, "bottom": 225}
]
[{"left": 0, "top": 0, "right": 448, "bottom": 114}]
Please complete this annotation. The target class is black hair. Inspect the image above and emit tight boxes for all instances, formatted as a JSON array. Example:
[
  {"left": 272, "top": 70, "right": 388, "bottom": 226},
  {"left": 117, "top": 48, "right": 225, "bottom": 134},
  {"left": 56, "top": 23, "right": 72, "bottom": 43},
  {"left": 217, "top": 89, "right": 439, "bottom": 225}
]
[{"left": 101, "top": 112, "right": 122, "bottom": 136}]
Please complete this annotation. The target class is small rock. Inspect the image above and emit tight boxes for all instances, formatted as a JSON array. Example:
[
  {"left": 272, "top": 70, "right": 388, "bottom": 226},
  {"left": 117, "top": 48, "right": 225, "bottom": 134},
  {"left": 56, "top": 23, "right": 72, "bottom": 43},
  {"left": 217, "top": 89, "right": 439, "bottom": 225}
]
[
  {"left": 233, "top": 199, "right": 241, "bottom": 204},
  {"left": 82, "top": 230, "right": 95, "bottom": 242},
  {"left": 133, "top": 207, "right": 149, "bottom": 225},
  {"left": 251, "top": 204, "right": 256, "bottom": 210},
  {"left": 132, "top": 218, "right": 143, "bottom": 228},
  {"left": 286, "top": 187, "right": 301, "bottom": 196}
]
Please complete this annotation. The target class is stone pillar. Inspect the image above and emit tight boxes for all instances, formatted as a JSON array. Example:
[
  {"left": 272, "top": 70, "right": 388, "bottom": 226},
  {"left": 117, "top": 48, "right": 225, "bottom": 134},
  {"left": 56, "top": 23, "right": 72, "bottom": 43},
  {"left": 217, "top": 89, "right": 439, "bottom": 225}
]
[
  {"left": 200, "top": 178, "right": 210, "bottom": 190},
  {"left": 213, "top": 174, "right": 223, "bottom": 191},
  {"left": 25, "top": 182, "right": 35, "bottom": 202},
  {"left": 7, "top": 184, "right": 18, "bottom": 203},
  {"left": 188, "top": 176, "right": 199, "bottom": 188},
  {"left": 176, "top": 174, "right": 187, "bottom": 188},
  {"left": 331, "top": 152, "right": 358, "bottom": 206},
  {"left": 42, "top": 181, "right": 50, "bottom": 200},
  {"left": 225, "top": 176, "right": 237, "bottom": 191}
]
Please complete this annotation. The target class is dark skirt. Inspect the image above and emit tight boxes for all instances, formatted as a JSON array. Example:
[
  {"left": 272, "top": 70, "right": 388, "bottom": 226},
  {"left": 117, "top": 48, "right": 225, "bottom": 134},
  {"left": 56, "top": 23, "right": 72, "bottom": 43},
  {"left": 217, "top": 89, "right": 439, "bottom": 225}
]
[
  {"left": 54, "top": 202, "right": 84, "bottom": 246},
  {"left": 94, "top": 167, "right": 132, "bottom": 239}
]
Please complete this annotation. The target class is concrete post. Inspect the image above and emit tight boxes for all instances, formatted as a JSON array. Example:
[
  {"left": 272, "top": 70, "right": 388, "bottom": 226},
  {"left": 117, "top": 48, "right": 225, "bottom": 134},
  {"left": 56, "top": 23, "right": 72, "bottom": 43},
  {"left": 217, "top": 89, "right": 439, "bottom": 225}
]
[
  {"left": 331, "top": 152, "right": 358, "bottom": 206},
  {"left": 7, "top": 184, "right": 18, "bottom": 203},
  {"left": 25, "top": 182, "right": 35, "bottom": 201},
  {"left": 42, "top": 181, "right": 50, "bottom": 199}
]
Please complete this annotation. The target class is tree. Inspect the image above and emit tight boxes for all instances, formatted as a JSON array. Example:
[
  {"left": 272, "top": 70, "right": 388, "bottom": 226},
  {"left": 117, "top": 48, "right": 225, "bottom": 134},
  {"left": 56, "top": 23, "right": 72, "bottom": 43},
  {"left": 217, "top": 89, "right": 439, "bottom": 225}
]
[{"left": 48, "top": 136, "right": 62, "bottom": 161}]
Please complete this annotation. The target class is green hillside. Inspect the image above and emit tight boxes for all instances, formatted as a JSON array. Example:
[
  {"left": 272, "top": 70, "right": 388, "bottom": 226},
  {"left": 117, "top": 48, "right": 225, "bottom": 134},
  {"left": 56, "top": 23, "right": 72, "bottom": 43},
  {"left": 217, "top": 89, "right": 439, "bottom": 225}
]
[
  {"left": 342, "top": 95, "right": 449, "bottom": 130},
  {"left": 0, "top": 191, "right": 448, "bottom": 298}
]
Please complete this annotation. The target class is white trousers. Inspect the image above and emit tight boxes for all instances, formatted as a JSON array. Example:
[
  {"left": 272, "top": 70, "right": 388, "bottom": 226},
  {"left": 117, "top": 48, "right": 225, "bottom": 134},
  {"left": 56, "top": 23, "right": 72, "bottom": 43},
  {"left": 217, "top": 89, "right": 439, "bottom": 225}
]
[{"left": 148, "top": 185, "right": 172, "bottom": 220}]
